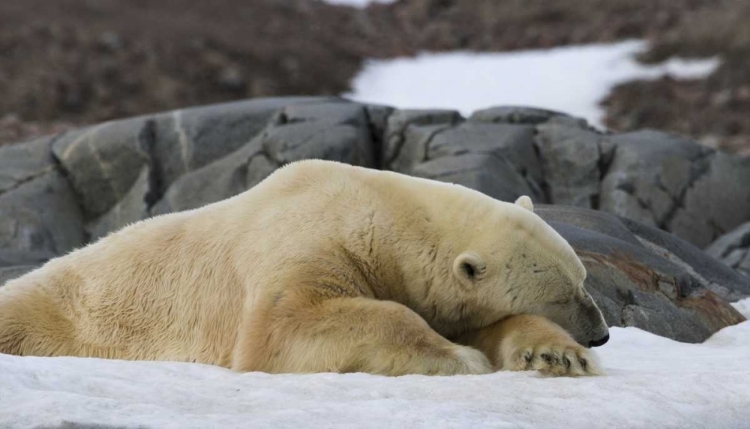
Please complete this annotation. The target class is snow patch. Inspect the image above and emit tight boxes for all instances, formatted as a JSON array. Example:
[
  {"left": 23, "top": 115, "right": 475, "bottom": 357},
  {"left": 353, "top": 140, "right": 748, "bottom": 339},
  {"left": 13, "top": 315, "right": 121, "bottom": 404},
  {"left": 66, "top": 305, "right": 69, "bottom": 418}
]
[
  {"left": 345, "top": 40, "right": 720, "bottom": 129},
  {"left": 732, "top": 298, "right": 750, "bottom": 318}
]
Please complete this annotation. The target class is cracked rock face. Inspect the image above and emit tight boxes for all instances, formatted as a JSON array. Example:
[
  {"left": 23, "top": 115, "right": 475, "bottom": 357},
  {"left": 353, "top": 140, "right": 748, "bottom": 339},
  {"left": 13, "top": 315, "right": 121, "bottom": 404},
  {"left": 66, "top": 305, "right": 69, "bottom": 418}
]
[
  {"left": 538, "top": 205, "right": 747, "bottom": 342},
  {"left": 0, "top": 99, "right": 747, "bottom": 343},
  {"left": 706, "top": 222, "right": 750, "bottom": 278},
  {"left": 600, "top": 130, "right": 750, "bottom": 248}
]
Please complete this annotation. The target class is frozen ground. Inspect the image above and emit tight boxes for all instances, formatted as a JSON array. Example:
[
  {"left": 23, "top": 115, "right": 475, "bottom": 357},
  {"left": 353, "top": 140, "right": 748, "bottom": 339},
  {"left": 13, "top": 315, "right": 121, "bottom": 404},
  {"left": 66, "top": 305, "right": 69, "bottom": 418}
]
[
  {"left": 0, "top": 299, "right": 747, "bottom": 429},
  {"left": 345, "top": 40, "right": 719, "bottom": 129}
]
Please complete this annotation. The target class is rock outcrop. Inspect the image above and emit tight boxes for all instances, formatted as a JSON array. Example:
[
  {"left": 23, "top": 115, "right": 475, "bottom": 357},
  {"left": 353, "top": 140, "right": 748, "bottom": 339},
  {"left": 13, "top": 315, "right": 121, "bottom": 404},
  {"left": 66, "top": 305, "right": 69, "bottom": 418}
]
[{"left": 1, "top": 97, "right": 747, "bottom": 342}]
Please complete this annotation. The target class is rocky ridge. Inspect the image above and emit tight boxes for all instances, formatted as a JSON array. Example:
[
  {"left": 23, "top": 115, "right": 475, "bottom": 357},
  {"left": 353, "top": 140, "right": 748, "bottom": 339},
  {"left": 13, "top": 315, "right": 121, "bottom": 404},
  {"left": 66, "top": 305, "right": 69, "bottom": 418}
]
[{"left": 0, "top": 96, "right": 747, "bottom": 343}]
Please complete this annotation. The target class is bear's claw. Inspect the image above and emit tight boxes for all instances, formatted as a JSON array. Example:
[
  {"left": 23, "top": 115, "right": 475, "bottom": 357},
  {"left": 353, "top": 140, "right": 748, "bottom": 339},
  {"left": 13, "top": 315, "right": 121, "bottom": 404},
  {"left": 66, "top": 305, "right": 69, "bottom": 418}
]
[{"left": 507, "top": 344, "right": 602, "bottom": 377}]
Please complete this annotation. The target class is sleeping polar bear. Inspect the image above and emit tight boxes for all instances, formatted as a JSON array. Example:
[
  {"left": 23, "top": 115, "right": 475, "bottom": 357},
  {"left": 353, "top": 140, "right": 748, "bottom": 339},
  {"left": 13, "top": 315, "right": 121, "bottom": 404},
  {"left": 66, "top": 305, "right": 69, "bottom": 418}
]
[{"left": 0, "top": 160, "right": 609, "bottom": 376}]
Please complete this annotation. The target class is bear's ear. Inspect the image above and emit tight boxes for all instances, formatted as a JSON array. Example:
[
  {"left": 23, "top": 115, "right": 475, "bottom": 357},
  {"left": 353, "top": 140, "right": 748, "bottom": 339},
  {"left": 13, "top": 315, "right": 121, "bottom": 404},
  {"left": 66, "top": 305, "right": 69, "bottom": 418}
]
[
  {"left": 514, "top": 195, "right": 534, "bottom": 212},
  {"left": 453, "top": 252, "right": 487, "bottom": 284}
]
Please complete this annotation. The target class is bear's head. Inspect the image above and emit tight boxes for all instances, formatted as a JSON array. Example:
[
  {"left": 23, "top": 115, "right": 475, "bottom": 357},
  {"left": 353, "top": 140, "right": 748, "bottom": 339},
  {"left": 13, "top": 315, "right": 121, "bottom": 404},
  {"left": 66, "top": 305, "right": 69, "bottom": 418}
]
[{"left": 424, "top": 194, "right": 609, "bottom": 348}]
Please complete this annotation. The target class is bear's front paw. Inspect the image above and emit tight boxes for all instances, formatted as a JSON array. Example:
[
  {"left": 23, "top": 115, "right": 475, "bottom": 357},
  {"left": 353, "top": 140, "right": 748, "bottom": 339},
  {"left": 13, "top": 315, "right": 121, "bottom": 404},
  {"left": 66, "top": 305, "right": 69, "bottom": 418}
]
[{"left": 502, "top": 340, "right": 603, "bottom": 377}]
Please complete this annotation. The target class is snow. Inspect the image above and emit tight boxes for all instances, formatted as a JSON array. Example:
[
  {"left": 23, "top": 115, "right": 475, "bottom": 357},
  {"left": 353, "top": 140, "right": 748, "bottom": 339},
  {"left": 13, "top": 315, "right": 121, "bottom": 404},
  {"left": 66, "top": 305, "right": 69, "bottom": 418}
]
[
  {"left": 0, "top": 298, "right": 748, "bottom": 428},
  {"left": 321, "top": 0, "right": 395, "bottom": 7},
  {"left": 732, "top": 298, "right": 750, "bottom": 318},
  {"left": 345, "top": 40, "right": 720, "bottom": 129}
]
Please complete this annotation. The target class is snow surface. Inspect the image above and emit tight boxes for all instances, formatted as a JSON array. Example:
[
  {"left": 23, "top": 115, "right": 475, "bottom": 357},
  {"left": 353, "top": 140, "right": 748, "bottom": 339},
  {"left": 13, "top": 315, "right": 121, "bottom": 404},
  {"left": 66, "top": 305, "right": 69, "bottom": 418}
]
[
  {"left": 321, "top": 0, "right": 395, "bottom": 8},
  {"left": 1, "top": 298, "right": 748, "bottom": 429},
  {"left": 345, "top": 40, "right": 720, "bottom": 129}
]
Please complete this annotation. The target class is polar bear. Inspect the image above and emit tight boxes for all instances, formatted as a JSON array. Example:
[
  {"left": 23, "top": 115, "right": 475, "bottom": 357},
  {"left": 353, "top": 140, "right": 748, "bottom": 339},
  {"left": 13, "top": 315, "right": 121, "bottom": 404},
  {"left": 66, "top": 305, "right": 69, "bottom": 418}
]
[{"left": 0, "top": 160, "right": 609, "bottom": 376}]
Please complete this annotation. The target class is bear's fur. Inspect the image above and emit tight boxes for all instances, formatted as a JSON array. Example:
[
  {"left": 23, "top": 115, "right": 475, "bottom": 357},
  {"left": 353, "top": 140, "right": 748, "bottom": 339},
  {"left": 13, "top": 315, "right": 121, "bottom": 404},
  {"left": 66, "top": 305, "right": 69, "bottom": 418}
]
[{"left": 0, "top": 160, "right": 609, "bottom": 376}]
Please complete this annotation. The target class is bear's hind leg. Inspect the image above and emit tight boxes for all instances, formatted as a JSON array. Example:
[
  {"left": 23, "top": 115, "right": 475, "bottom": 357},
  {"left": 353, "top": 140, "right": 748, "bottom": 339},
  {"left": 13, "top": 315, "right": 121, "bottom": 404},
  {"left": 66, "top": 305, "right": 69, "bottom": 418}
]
[
  {"left": 232, "top": 295, "right": 492, "bottom": 376},
  {"left": 0, "top": 286, "right": 79, "bottom": 357}
]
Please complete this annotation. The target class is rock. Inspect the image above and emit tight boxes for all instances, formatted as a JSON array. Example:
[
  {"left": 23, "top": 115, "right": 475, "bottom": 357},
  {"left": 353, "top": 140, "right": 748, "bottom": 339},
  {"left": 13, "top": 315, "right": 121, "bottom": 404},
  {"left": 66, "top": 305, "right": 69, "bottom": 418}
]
[
  {"left": 152, "top": 137, "right": 272, "bottom": 215},
  {"left": 0, "top": 265, "right": 38, "bottom": 286},
  {"left": 362, "top": 104, "right": 395, "bottom": 168},
  {"left": 383, "top": 109, "right": 462, "bottom": 170},
  {"left": 600, "top": 130, "right": 750, "bottom": 248},
  {"left": 622, "top": 217, "right": 750, "bottom": 302},
  {"left": 0, "top": 135, "right": 56, "bottom": 194},
  {"left": 537, "top": 205, "right": 746, "bottom": 343},
  {"left": 153, "top": 100, "right": 374, "bottom": 214},
  {"left": 600, "top": 130, "right": 706, "bottom": 231},
  {"left": 673, "top": 151, "right": 750, "bottom": 245},
  {"left": 427, "top": 123, "right": 542, "bottom": 190},
  {"left": 150, "top": 97, "right": 333, "bottom": 196},
  {"left": 0, "top": 171, "right": 85, "bottom": 255},
  {"left": 395, "top": 121, "right": 545, "bottom": 202},
  {"left": 413, "top": 153, "right": 538, "bottom": 203},
  {"left": 2, "top": 99, "right": 749, "bottom": 344},
  {"left": 52, "top": 118, "right": 152, "bottom": 217},
  {"left": 706, "top": 222, "right": 750, "bottom": 278},
  {"left": 535, "top": 205, "right": 642, "bottom": 247},
  {"left": 387, "top": 124, "right": 453, "bottom": 174},
  {"left": 468, "top": 106, "right": 574, "bottom": 125},
  {"left": 87, "top": 166, "right": 153, "bottom": 241},
  {"left": 0, "top": 249, "right": 52, "bottom": 267},
  {"left": 281, "top": 100, "right": 365, "bottom": 125},
  {"left": 534, "top": 123, "right": 608, "bottom": 208},
  {"left": 262, "top": 102, "right": 375, "bottom": 167},
  {"left": 262, "top": 121, "right": 369, "bottom": 165}
]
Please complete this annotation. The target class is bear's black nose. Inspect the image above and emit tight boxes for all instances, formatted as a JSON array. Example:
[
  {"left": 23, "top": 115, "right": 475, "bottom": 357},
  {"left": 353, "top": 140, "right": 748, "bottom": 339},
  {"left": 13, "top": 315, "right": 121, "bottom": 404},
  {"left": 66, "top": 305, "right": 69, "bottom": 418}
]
[{"left": 588, "top": 333, "right": 609, "bottom": 348}]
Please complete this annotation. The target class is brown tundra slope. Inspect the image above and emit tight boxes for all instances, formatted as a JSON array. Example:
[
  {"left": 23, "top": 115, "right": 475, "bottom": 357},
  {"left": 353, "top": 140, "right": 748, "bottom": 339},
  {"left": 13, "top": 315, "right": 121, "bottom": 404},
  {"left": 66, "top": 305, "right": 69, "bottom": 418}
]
[{"left": 1, "top": 0, "right": 746, "bottom": 153}]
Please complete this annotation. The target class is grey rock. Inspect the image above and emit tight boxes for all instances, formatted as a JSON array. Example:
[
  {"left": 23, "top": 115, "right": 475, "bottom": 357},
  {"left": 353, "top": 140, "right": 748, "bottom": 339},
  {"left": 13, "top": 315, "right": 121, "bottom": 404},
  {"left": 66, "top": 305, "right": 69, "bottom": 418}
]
[
  {"left": 392, "top": 122, "right": 544, "bottom": 201},
  {"left": 152, "top": 137, "right": 270, "bottom": 215},
  {"left": 428, "top": 123, "right": 542, "bottom": 189},
  {"left": 738, "top": 252, "right": 750, "bottom": 274},
  {"left": 469, "top": 106, "right": 572, "bottom": 125},
  {"left": 535, "top": 205, "right": 642, "bottom": 247},
  {"left": 706, "top": 222, "right": 750, "bottom": 278},
  {"left": 383, "top": 109, "right": 462, "bottom": 169},
  {"left": 245, "top": 155, "right": 278, "bottom": 189},
  {"left": 267, "top": 100, "right": 376, "bottom": 167},
  {"left": 389, "top": 124, "right": 453, "bottom": 174},
  {"left": 540, "top": 205, "right": 746, "bottom": 343},
  {"left": 0, "top": 136, "right": 56, "bottom": 194},
  {"left": 262, "top": 120, "right": 373, "bottom": 167},
  {"left": 0, "top": 249, "right": 52, "bottom": 267},
  {"left": 150, "top": 97, "right": 335, "bottom": 196},
  {"left": 0, "top": 171, "right": 85, "bottom": 255},
  {"left": 363, "top": 103, "right": 395, "bottom": 168},
  {"left": 705, "top": 222, "right": 750, "bottom": 259},
  {"left": 52, "top": 118, "right": 152, "bottom": 217},
  {"left": 621, "top": 304, "right": 710, "bottom": 342},
  {"left": 671, "top": 152, "right": 750, "bottom": 246},
  {"left": 534, "top": 123, "right": 604, "bottom": 208},
  {"left": 600, "top": 129, "right": 750, "bottom": 248},
  {"left": 619, "top": 217, "right": 750, "bottom": 301},
  {"left": 0, "top": 265, "right": 38, "bottom": 287},
  {"left": 87, "top": 166, "right": 152, "bottom": 241},
  {"left": 281, "top": 100, "right": 364, "bottom": 125},
  {"left": 363, "top": 104, "right": 395, "bottom": 145},
  {"left": 600, "top": 130, "right": 707, "bottom": 233},
  {"left": 2, "top": 99, "right": 748, "bottom": 345},
  {"left": 723, "top": 249, "right": 748, "bottom": 268},
  {"left": 412, "top": 153, "right": 537, "bottom": 203}
]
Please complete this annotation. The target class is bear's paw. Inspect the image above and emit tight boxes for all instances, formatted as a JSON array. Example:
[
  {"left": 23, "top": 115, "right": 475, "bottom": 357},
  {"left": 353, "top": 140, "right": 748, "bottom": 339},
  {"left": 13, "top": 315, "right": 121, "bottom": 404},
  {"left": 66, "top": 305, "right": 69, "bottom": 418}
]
[{"left": 504, "top": 340, "right": 603, "bottom": 377}]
